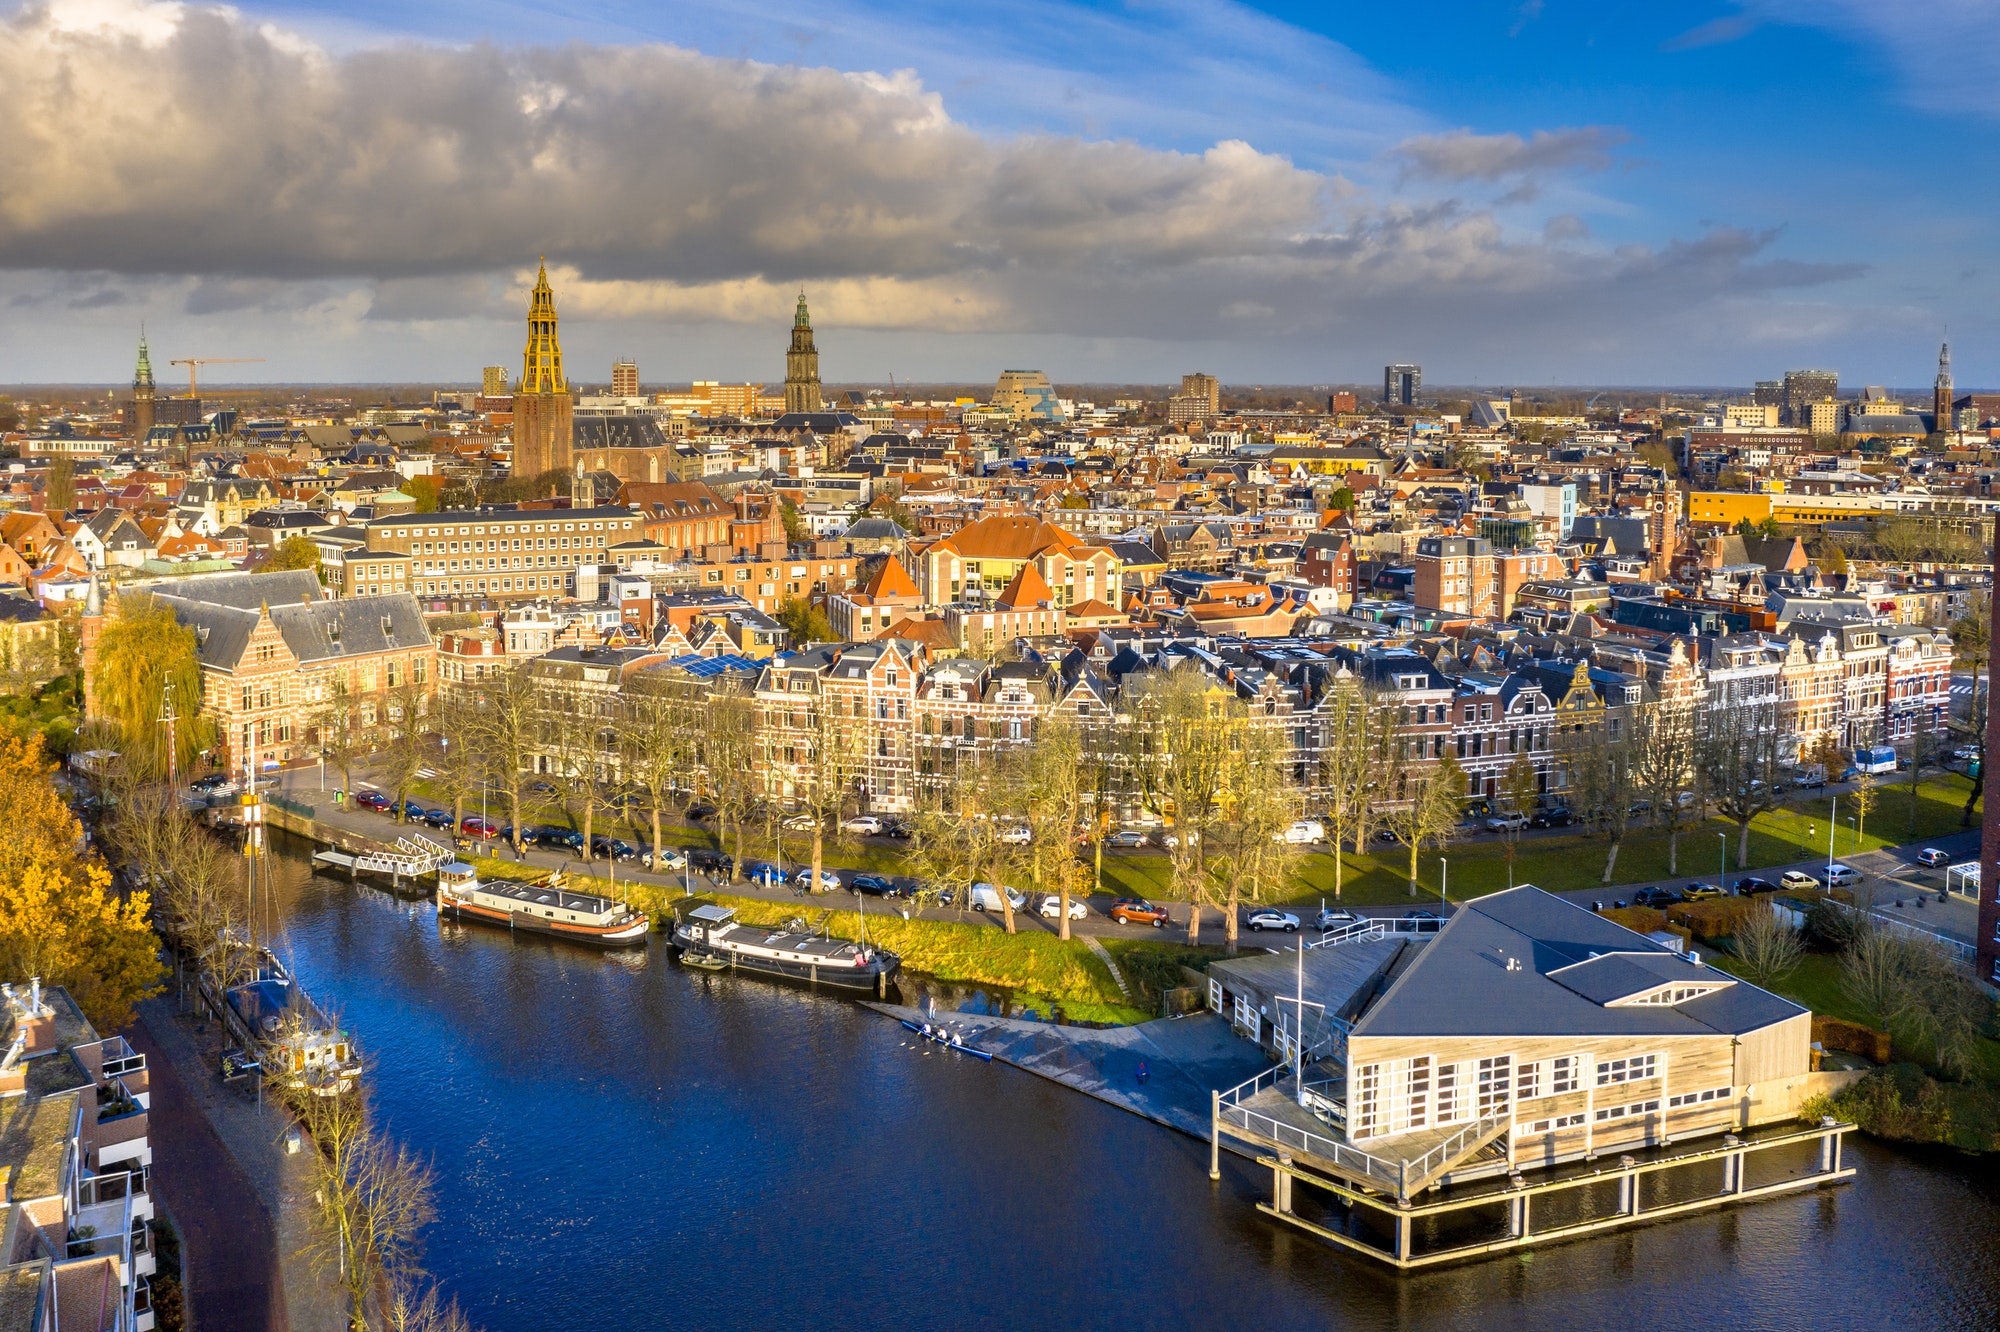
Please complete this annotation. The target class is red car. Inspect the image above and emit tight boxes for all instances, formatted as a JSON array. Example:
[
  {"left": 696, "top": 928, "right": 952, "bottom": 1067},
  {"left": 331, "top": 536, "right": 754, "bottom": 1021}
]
[
  {"left": 1109, "top": 897, "right": 1170, "bottom": 928},
  {"left": 461, "top": 817, "right": 499, "bottom": 839},
  {"left": 354, "top": 791, "right": 391, "bottom": 812}
]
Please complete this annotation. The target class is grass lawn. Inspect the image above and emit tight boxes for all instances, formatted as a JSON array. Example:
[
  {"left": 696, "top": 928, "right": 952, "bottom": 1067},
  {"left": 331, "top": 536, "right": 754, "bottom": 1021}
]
[
  {"left": 464, "top": 853, "right": 1202, "bottom": 1024},
  {"left": 431, "top": 773, "right": 1982, "bottom": 912}
]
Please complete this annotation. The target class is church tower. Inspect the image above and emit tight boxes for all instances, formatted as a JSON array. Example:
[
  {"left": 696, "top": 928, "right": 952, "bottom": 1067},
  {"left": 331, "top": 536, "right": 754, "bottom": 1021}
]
[
  {"left": 130, "top": 330, "right": 156, "bottom": 440},
  {"left": 513, "top": 260, "right": 573, "bottom": 476},
  {"left": 784, "top": 291, "right": 823, "bottom": 415},
  {"left": 1933, "top": 339, "right": 1954, "bottom": 435}
]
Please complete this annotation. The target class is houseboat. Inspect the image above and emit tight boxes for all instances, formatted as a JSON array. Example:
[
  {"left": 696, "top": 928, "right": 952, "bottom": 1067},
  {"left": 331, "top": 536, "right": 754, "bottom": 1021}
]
[
  {"left": 214, "top": 950, "right": 363, "bottom": 1096},
  {"left": 436, "top": 862, "right": 650, "bottom": 948},
  {"left": 672, "top": 903, "right": 899, "bottom": 995}
]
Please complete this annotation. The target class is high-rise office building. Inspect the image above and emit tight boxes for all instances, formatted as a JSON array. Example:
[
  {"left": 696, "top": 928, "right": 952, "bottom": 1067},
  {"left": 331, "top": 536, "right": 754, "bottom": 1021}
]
[
  {"left": 482, "top": 365, "right": 510, "bottom": 397},
  {"left": 1753, "top": 380, "right": 1784, "bottom": 408},
  {"left": 1180, "top": 372, "right": 1220, "bottom": 415},
  {"left": 513, "top": 260, "right": 574, "bottom": 476},
  {"left": 612, "top": 358, "right": 639, "bottom": 398},
  {"left": 1384, "top": 363, "right": 1421, "bottom": 406},
  {"left": 1933, "top": 341, "right": 1952, "bottom": 433},
  {"left": 784, "top": 292, "right": 823, "bottom": 414},
  {"left": 991, "top": 370, "right": 1065, "bottom": 421},
  {"left": 1781, "top": 368, "right": 1837, "bottom": 426}
]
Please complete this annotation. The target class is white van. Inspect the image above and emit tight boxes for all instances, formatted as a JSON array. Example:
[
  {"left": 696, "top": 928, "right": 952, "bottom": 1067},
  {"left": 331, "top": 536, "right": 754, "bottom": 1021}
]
[{"left": 969, "top": 883, "right": 1027, "bottom": 913}]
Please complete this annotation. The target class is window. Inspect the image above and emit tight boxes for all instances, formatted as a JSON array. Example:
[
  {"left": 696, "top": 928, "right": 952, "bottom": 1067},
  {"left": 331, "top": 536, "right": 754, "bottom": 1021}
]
[
  {"left": 1522, "top": 1113, "right": 1586, "bottom": 1134},
  {"left": 1354, "top": 1063, "right": 1380, "bottom": 1138},
  {"left": 1550, "top": 1056, "right": 1579, "bottom": 1095},
  {"left": 1476, "top": 1056, "right": 1511, "bottom": 1116},
  {"left": 1597, "top": 1054, "right": 1659, "bottom": 1086},
  {"left": 1667, "top": 1086, "right": 1731, "bottom": 1108},
  {"left": 1515, "top": 1061, "right": 1542, "bottom": 1100},
  {"left": 1594, "top": 1098, "right": 1661, "bottom": 1123},
  {"left": 1435, "top": 1062, "right": 1461, "bottom": 1123}
]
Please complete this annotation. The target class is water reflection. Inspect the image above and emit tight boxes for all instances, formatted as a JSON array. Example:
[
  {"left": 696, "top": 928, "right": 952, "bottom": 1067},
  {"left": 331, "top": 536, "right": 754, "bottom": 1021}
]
[{"left": 256, "top": 837, "right": 2000, "bottom": 1331}]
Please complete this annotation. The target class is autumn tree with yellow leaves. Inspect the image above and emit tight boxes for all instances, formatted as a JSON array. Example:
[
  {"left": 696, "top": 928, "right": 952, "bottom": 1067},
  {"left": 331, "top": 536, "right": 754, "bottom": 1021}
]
[{"left": 0, "top": 723, "right": 163, "bottom": 1029}]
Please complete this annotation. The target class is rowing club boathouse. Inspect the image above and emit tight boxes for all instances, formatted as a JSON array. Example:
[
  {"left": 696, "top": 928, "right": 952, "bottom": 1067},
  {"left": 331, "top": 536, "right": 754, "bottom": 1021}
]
[{"left": 1206, "top": 887, "right": 1858, "bottom": 1268}]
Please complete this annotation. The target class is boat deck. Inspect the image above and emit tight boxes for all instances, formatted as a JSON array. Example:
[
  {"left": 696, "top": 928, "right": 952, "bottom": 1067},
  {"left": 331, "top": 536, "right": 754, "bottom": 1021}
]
[
  {"left": 472, "top": 881, "right": 624, "bottom": 916},
  {"left": 709, "top": 922, "right": 875, "bottom": 964}
]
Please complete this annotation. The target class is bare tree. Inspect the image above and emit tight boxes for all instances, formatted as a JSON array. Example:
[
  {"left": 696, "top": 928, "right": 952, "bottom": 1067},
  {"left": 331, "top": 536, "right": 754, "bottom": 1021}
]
[
  {"left": 1732, "top": 905, "right": 1803, "bottom": 988},
  {"left": 375, "top": 679, "right": 434, "bottom": 826},
  {"left": 1839, "top": 926, "right": 1905, "bottom": 1032},
  {"left": 797, "top": 676, "right": 870, "bottom": 904},
  {"left": 468, "top": 663, "right": 540, "bottom": 854},
  {"left": 1380, "top": 749, "right": 1467, "bottom": 897},
  {"left": 702, "top": 680, "right": 762, "bottom": 883},
  {"left": 312, "top": 674, "right": 364, "bottom": 801},
  {"left": 1020, "top": 713, "right": 1087, "bottom": 939},
  {"left": 1314, "top": 683, "right": 1384, "bottom": 899},
  {"left": 543, "top": 685, "right": 613, "bottom": 866},
  {"left": 621, "top": 674, "right": 700, "bottom": 870},
  {"left": 1209, "top": 720, "right": 1303, "bottom": 953},
  {"left": 1561, "top": 720, "right": 1639, "bottom": 883},
  {"left": 1123, "top": 667, "right": 1237, "bottom": 944},
  {"left": 428, "top": 684, "right": 486, "bottom": 834},
  {"left": 1631, "top": 700, "right": 1697, "bottom": 874},
  {"left": 1497, "top": 750, "right": 1538, "bottom": 888},
  {"left": 906, "top": 749, "right": 1009, "bottom": 922},
  {"left": 1696, "top": 700, "right": 1787, "bottom": 868},
  {"left": 291, "top": 1089, "right": 437, "bottom": 1332},
  {"left": 382, "top": 1277, "right": 477, "bottom": 1332}
]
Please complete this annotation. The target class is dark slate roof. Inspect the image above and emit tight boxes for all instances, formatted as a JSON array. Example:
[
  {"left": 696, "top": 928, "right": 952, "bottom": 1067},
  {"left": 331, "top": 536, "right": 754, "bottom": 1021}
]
[
  {"left": 841, "top": 516, "right": 908, "bottom": 539},
  {"left": 770, "top": 412, "right": 862, "bottom": 432},
  {"left": 1349, "top": 887, "right": 1803, "bottom": 1040},
  {"left": 147, "top": 569, "right": 324, "bottom": 611},
  {"left": 1546, "top": 951, "right": 1730, "bottom": 1005},
  {"left": 574, "top": 415, "right": 670, "bottom": 450}
]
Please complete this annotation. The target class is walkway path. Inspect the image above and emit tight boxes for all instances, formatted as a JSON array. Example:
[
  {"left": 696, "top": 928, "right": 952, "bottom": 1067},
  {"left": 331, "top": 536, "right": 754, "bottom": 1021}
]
[{"left": 135, "top": 995, "right": 350, "bottom": 1332}]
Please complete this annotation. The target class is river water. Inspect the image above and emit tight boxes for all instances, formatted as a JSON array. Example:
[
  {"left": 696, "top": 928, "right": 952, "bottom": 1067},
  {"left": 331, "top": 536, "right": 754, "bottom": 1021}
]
[{"left": 256, "top": 840, "right": 2000, "bottom": 1331}]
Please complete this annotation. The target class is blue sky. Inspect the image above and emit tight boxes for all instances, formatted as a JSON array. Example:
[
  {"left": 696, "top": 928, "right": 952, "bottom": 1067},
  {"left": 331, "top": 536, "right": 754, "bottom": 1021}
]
[{"left": 0, "top": 0, "right": 1989, "bottom": 388}]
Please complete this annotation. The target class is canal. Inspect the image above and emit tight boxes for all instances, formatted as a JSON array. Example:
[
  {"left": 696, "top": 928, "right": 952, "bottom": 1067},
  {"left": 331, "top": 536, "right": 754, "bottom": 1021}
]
[{"left": 257, "top": 840, "right": 2000, "bottom": 1330}]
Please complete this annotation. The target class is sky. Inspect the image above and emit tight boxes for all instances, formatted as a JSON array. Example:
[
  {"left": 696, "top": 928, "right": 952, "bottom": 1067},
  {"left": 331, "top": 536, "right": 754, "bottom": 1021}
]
[{"left": 0, "top": 0, "right": 1991, "bottom": 389}]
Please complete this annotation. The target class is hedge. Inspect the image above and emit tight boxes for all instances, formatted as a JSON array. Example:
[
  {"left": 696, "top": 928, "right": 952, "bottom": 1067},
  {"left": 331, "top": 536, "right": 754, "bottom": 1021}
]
[{"left": 1813, "top": 1015, "right": 1892, "bottom": 1065}]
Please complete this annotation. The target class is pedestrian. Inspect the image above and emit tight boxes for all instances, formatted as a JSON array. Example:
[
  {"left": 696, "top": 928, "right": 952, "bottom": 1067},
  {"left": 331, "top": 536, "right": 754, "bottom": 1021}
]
[{"left": 1136, "top": 1060, "right": 1150, "bottom": 1086}]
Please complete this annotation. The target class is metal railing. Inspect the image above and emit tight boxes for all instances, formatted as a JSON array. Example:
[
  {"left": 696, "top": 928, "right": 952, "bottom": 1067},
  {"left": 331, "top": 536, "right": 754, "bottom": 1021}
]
[
  {"left": 99, "top": 1036, "right": 146, "bottom": 1079},
  {"left": 1398, "top": 1113, "right": 1510, "bottom": 1191},
  {"left": 1306, "top": 915, "right": 1446, "bottom": 950},
  {"left": 1819, "top": 895, "right": 1976, "bottom": 965},
  {"left": 1217, "top": 1064, "right": 1405, "bottom": 1193},
  {"left": 75, "top": 1166, "right": 146, "bottom": 1209}
]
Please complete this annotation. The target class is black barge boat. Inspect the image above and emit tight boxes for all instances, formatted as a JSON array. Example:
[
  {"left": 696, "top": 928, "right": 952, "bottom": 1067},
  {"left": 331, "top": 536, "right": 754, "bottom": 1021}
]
[{"left": 672, "top": 903, "right": 899, "bottom": 995}]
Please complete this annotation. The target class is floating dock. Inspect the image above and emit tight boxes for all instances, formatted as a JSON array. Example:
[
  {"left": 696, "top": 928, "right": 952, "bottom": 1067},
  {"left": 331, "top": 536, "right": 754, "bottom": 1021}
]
[{"left": 311, "top": 834, "right": 452, "bottom": 886}]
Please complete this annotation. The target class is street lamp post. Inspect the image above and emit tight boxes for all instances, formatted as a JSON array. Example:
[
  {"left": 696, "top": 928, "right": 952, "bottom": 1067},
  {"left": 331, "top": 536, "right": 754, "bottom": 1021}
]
[
  {"left": 1440, "top": 858, "right": 1448, "bottom": 909},
  {"left": 1718, "top": 832, "right": 1727, "bottom": 886}
]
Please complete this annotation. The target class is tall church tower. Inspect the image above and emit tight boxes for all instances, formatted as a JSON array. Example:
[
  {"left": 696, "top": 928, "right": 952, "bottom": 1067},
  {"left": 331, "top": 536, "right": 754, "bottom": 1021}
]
[
  {"left": 784, "top": 291, "right": 823, "bottom": 414},
  {"left": 1933, "top": 339, "right": 1954, "bottom": 434},
  {"left": 130, "top": 330, "right": 156, "bottom": 440},
  {"left": 513, "top": 260, "right": 573, "bottom": 476}
]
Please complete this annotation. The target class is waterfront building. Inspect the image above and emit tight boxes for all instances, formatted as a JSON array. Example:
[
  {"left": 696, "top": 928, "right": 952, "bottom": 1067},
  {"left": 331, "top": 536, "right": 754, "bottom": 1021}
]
[
  {"left": 514, "top": 261, "right": 575, "bottom": 478},
  {"left": 1, "top": 979, "right": 160, "bottom": 1330}
]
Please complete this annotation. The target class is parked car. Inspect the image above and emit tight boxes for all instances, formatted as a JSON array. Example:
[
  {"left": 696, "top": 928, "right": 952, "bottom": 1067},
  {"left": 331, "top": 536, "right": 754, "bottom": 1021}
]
[
  {"left": 793, "top": 868, "right": 843, "bottom": 893},
  {"left": 1528, "top": 808, "right": 1573, "bottom": 829},
  {"left": 420, "top": 808, "right": 456, "bottom": 830},
  {"left": 526, "top": 781, "right": 557, "bottom": 796},
  {"left": 1280, "top": 819, "right": 1328, "bottom": 845},
  {"left": 190, "top": 773, "right": 233, "bottom": 792},
  {"left": 743, "top": 861, "right": 787, "bottom": 887},
  {"left": 1631, "top": 887, "right": 1683, "bottom": 908},
  {"left": 1402, "top": 909, "right": 1445, "bottom": 924},
  {"left": 1734, "top": 876, "right": 1781, "bottom": 896},
  {"left": 1916, "top": 847, "right": 1951, "bottom": 868},
  {"left": 849, "top": 873, "right": 901, "bottom": 897},
  {"left": 1161, "top": 828, "right": 1200, "bottom": 848},
  {"left": 840, "top": 815, "right": 884, "bottom": 835},
  {"left": 1485, "top": 813, "right": 1528, "bottom": 832},
  {"left": 355, "top": 790, "right": 391, "bottom": 811},
  {"left": 685, "top": 801, "right": 717, "bottom": 821},
  {"left": 590, "top": 835, "right": 639, "bottom": 862},
  {"left": 1105, "top": 830, "right": 1151, "bottom": 849},
  {"left": 687, "top": 848, "right": 733, "bottom": 877},
  {"left": 1039, "top": 894, "right": 1089, "bottom": 920},
  {"left": 969, "top": 883, "right": 1027, "bottom": 913},
  {"left": 781, "top": 813, "right": 816, "bottom": 832},
  {"left": 998, "top": 823, "right": 1032, "bottom": 845},
  {"left": 1793, "top": 770, "right": 1827, "bottom": 790},
  {"left": 1777, "top": 870, "right": 1821, "bottom": 892},
  {"left": 1823, "top": 863, "right": 1863, "bottom": 888},
  {"left": 1109, "top": 897, "right": 1169, "bottom": 927},
  {"left": 1682, "top": 882, "right": 1725, "bottom": 901},
  {"left": 1316, "top": 907, "right": 1359, "bottom": 930},
  {"left": 1246, "top": 908, "right": 1300, "bottom": 933},
  {"left": 458, "top": 817, "right": 498, "bottom": 839},
  {"left": 644, "top": 846, "right": 687, "bottom": 871},
  {"left": 389, "top": 799, "right": 426, "bottom": 820},
  {"left": 1954, "top": 745, "right": 1981, "bottom": 762},
  {"left": 539, "top": 827, "right": 584, "bottom": 851},
  {"left": 882, "top": 818, "right": 916, "bottom": 840}
]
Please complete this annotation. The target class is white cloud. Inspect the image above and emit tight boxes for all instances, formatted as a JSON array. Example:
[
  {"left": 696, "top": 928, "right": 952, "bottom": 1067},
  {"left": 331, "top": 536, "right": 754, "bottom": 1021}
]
[{"left": 1393, "top": 127, "right": 1629, "bottom": 181}]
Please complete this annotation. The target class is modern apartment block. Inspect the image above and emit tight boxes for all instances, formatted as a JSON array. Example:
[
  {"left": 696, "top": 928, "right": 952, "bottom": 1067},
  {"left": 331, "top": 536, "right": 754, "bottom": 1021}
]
[{"left": 1, "top": 980, "right": 159, "bottom": 1331}]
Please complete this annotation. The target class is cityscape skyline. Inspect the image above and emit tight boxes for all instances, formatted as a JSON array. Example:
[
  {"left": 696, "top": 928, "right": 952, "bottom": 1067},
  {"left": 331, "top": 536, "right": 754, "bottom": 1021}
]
[{"left": 0, "top": 0, "right": 1993, "bottom": 386}]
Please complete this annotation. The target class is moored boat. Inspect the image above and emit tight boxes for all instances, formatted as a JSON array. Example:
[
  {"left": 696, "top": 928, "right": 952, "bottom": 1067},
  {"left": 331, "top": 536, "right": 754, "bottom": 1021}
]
[
  {"left": 436, "top": 862, "right": 650, "bottom": 948},
  {"left": 672, "top": 903, "right": 898, "bottom": 994},
  {"left": 213, "top": 948, "right": 362, "bottom": 1096}
]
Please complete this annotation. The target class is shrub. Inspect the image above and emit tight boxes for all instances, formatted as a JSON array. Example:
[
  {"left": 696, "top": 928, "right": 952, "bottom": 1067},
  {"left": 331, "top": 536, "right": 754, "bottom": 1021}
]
[
  {"left": 1599, "top": 905, "right": 1668, "bottom": 935},
  {"left": 1804, "top": 899, "right": 1863, "bottom": 952},
  {"left": 1667, "top": 897, "right": 1757, "bottom": 941},
  {"left": 1812, "top": 1015, "right": 1891, "bottom": 1065}
]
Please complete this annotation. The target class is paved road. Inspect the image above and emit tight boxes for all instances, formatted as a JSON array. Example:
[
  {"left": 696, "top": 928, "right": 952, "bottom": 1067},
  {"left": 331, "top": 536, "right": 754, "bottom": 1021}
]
[
  {"left": 266, "top": 763, "right": 1983, "bottom": 946},
  {"left": 128, "top": 1006, "right": 287, "bottom": 1332}
]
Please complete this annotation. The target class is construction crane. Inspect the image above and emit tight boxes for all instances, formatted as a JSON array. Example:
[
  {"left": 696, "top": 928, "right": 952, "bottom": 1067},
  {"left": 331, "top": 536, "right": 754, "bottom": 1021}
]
[{"left": 168, "top": 356, "right": 263, "bottom": 397}]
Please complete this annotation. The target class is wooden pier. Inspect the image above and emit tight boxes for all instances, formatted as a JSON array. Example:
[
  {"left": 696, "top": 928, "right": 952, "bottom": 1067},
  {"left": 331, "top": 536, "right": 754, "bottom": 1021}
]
[
  {"left": 1215, "top": 1073, "right": 1854, "bottom": 1268},
  {"left": 310, "top": 835, "right": 453, "bottom": 888}
]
